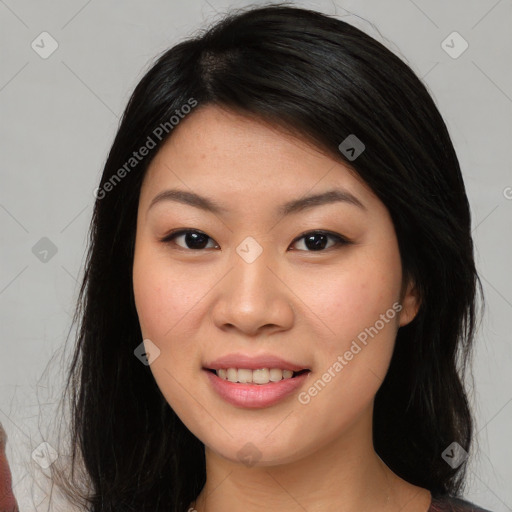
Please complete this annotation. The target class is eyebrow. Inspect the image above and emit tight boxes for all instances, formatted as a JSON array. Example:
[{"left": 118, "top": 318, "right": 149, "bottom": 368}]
[{"left": 148, "top": 187, "right": 366, "bottom": 216}]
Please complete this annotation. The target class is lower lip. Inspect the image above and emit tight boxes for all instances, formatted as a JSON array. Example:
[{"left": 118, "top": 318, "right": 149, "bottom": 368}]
[{"left": 204, "top": 369, "right": 310, "bottom": 408}]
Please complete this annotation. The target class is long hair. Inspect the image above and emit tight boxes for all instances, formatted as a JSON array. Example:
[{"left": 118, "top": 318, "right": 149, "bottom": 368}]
[{"left": 49, "top": 3, "right": 483, "bottom": 510}]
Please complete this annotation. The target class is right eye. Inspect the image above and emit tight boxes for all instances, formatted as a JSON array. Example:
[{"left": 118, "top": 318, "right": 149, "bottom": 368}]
[{"left": 159, "top": 229, "right": 219, "bottom": 251}]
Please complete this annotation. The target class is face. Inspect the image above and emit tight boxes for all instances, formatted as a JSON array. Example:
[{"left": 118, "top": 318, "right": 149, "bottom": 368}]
[{"left": 132, "top": 104, "right": 419, "bottom": 466}]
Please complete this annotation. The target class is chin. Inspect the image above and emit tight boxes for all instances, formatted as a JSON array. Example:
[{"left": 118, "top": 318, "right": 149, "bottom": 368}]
[{"left": 205, "top": 434, "right": 309, "bottom": 468}]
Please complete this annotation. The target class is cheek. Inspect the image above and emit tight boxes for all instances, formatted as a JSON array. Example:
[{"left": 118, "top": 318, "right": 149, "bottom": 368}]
[
  {"left": 298, "top": 243, "right": 402, "bottom": 345},
  {"left": 132, "top": 263, "right": 172, "bottom": 340},
  {"left": 133, "top": 246, "right": 203, "bottom": 341},
  {"left": 132, "top": 249, "right": 201, "bottom": 413},
  {"left": 293, "top": 239, "right": 403, "bottom": 408}
]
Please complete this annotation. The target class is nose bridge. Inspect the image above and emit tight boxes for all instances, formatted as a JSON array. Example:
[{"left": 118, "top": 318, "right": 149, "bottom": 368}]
[
  {"left": 211, "top": 235, "right": 294, "bottom": 334},
  {"left": 231, "top": 235, "right": 276, "bottom": 304}
]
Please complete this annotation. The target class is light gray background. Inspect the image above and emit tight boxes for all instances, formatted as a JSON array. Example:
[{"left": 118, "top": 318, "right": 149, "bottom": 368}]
[{"left": 1, "top": 0, "right": 511, "bottom": 510}]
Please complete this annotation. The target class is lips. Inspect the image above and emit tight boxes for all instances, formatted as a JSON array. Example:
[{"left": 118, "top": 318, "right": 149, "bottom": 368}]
[
  {"left": 204, "top": 353, "right": 310, "bottom": 372},
  {"left": 204, "top": 368, "right": 311, "bottom": 408},
  {"left": 203, "top": 353, "right": 312, "bottom": 408}
]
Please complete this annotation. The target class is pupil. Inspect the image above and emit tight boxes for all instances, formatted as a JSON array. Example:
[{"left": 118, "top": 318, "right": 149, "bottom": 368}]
[
  {"left": 183, "top": 232, "right": 328, "bottom": 250},
  {"left": 305, "top": 233, "right": 327, "bottom": 251},
  {"left": 186, "top": 232, "right": 209, "bottom": 249}
]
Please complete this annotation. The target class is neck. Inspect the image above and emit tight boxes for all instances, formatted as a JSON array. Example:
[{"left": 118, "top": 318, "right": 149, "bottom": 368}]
[{"left": 190, "top": 408, "right": 431, "bottom": 512}]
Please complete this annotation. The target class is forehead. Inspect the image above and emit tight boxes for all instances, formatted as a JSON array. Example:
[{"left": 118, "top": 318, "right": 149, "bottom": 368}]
[{"left": 140, "top": 104, "right": 375, "bottom": 212}]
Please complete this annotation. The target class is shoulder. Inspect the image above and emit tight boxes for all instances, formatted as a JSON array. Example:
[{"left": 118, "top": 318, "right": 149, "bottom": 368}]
[{"left": 429, "top": 495, "right": 494, "bottom": 512}]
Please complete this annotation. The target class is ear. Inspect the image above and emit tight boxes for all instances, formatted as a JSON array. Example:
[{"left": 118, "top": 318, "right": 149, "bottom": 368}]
[{"left": 398, "top": 278, "right": 421, "bottom": 327}]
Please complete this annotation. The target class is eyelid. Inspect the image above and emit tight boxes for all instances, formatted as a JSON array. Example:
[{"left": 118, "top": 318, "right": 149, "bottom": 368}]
[
  {"left": 159, "top": 228, "right": 353, "bottom": 251},
  {"left": 290, "top": 229, "right": 352, "bottom": 247},
  {"left": 159, "top": 228, "right": 219, "bottom": 250}
]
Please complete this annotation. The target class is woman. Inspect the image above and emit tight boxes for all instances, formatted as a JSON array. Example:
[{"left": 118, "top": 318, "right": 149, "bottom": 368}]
[{"left": 49, "top": 4, "right": 492, "bottom": 511}]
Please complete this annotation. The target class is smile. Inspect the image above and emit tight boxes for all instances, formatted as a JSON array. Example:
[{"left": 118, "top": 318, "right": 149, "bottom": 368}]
[
  {"left": 209, "top": 368, "right": 310, "bottom": 384},
  {"left": 204, "top": 368, "right": 311, "bottom": 408}
]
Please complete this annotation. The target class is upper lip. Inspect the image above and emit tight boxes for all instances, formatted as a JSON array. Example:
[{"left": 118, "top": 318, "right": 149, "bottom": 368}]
[{"left": 204, "top": 353, "right": 310, "bottom": 372}]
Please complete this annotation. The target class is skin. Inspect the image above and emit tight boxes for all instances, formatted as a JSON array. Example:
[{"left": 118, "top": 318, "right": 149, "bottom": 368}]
[{"left": 132, "top": 104, "right": 431, "bottom": 512}]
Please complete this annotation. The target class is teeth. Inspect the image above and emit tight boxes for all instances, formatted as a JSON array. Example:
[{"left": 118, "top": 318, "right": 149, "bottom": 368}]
[
  {"left": 238, "top": 368, "right": 252, "bottom": 383},
  {"left": 215, "top": 368, "right": 296, "bottom": 384}
]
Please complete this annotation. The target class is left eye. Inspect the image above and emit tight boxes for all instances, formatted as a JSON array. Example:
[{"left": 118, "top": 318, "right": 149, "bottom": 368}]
[
  {"left": 290, "top": 230, "right": 350, "bottom": 251},
  {"left": 160, "top": 229, "right": 217, "bottom": 250},
  {"left": 160, "top": 229, "right": 351, "bottom": 252}
]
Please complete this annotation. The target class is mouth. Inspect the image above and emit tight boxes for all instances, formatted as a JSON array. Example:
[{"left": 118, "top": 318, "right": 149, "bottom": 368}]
[
  {"left": 204, "top": 367, "right": 311, "bottom": 385},
  {"left": 203, "top": 367, "right": 312, "bottom": 408}
]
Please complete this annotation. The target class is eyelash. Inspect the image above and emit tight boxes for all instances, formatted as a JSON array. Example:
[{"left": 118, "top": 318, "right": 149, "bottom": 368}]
[{"left": 159, "top": 229, "right": 352, "bottom": 252}]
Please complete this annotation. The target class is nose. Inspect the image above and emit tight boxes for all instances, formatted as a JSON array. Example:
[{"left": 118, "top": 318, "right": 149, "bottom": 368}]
[{"left": 210, "top": 247, "right": 295, "bottom": 337}]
